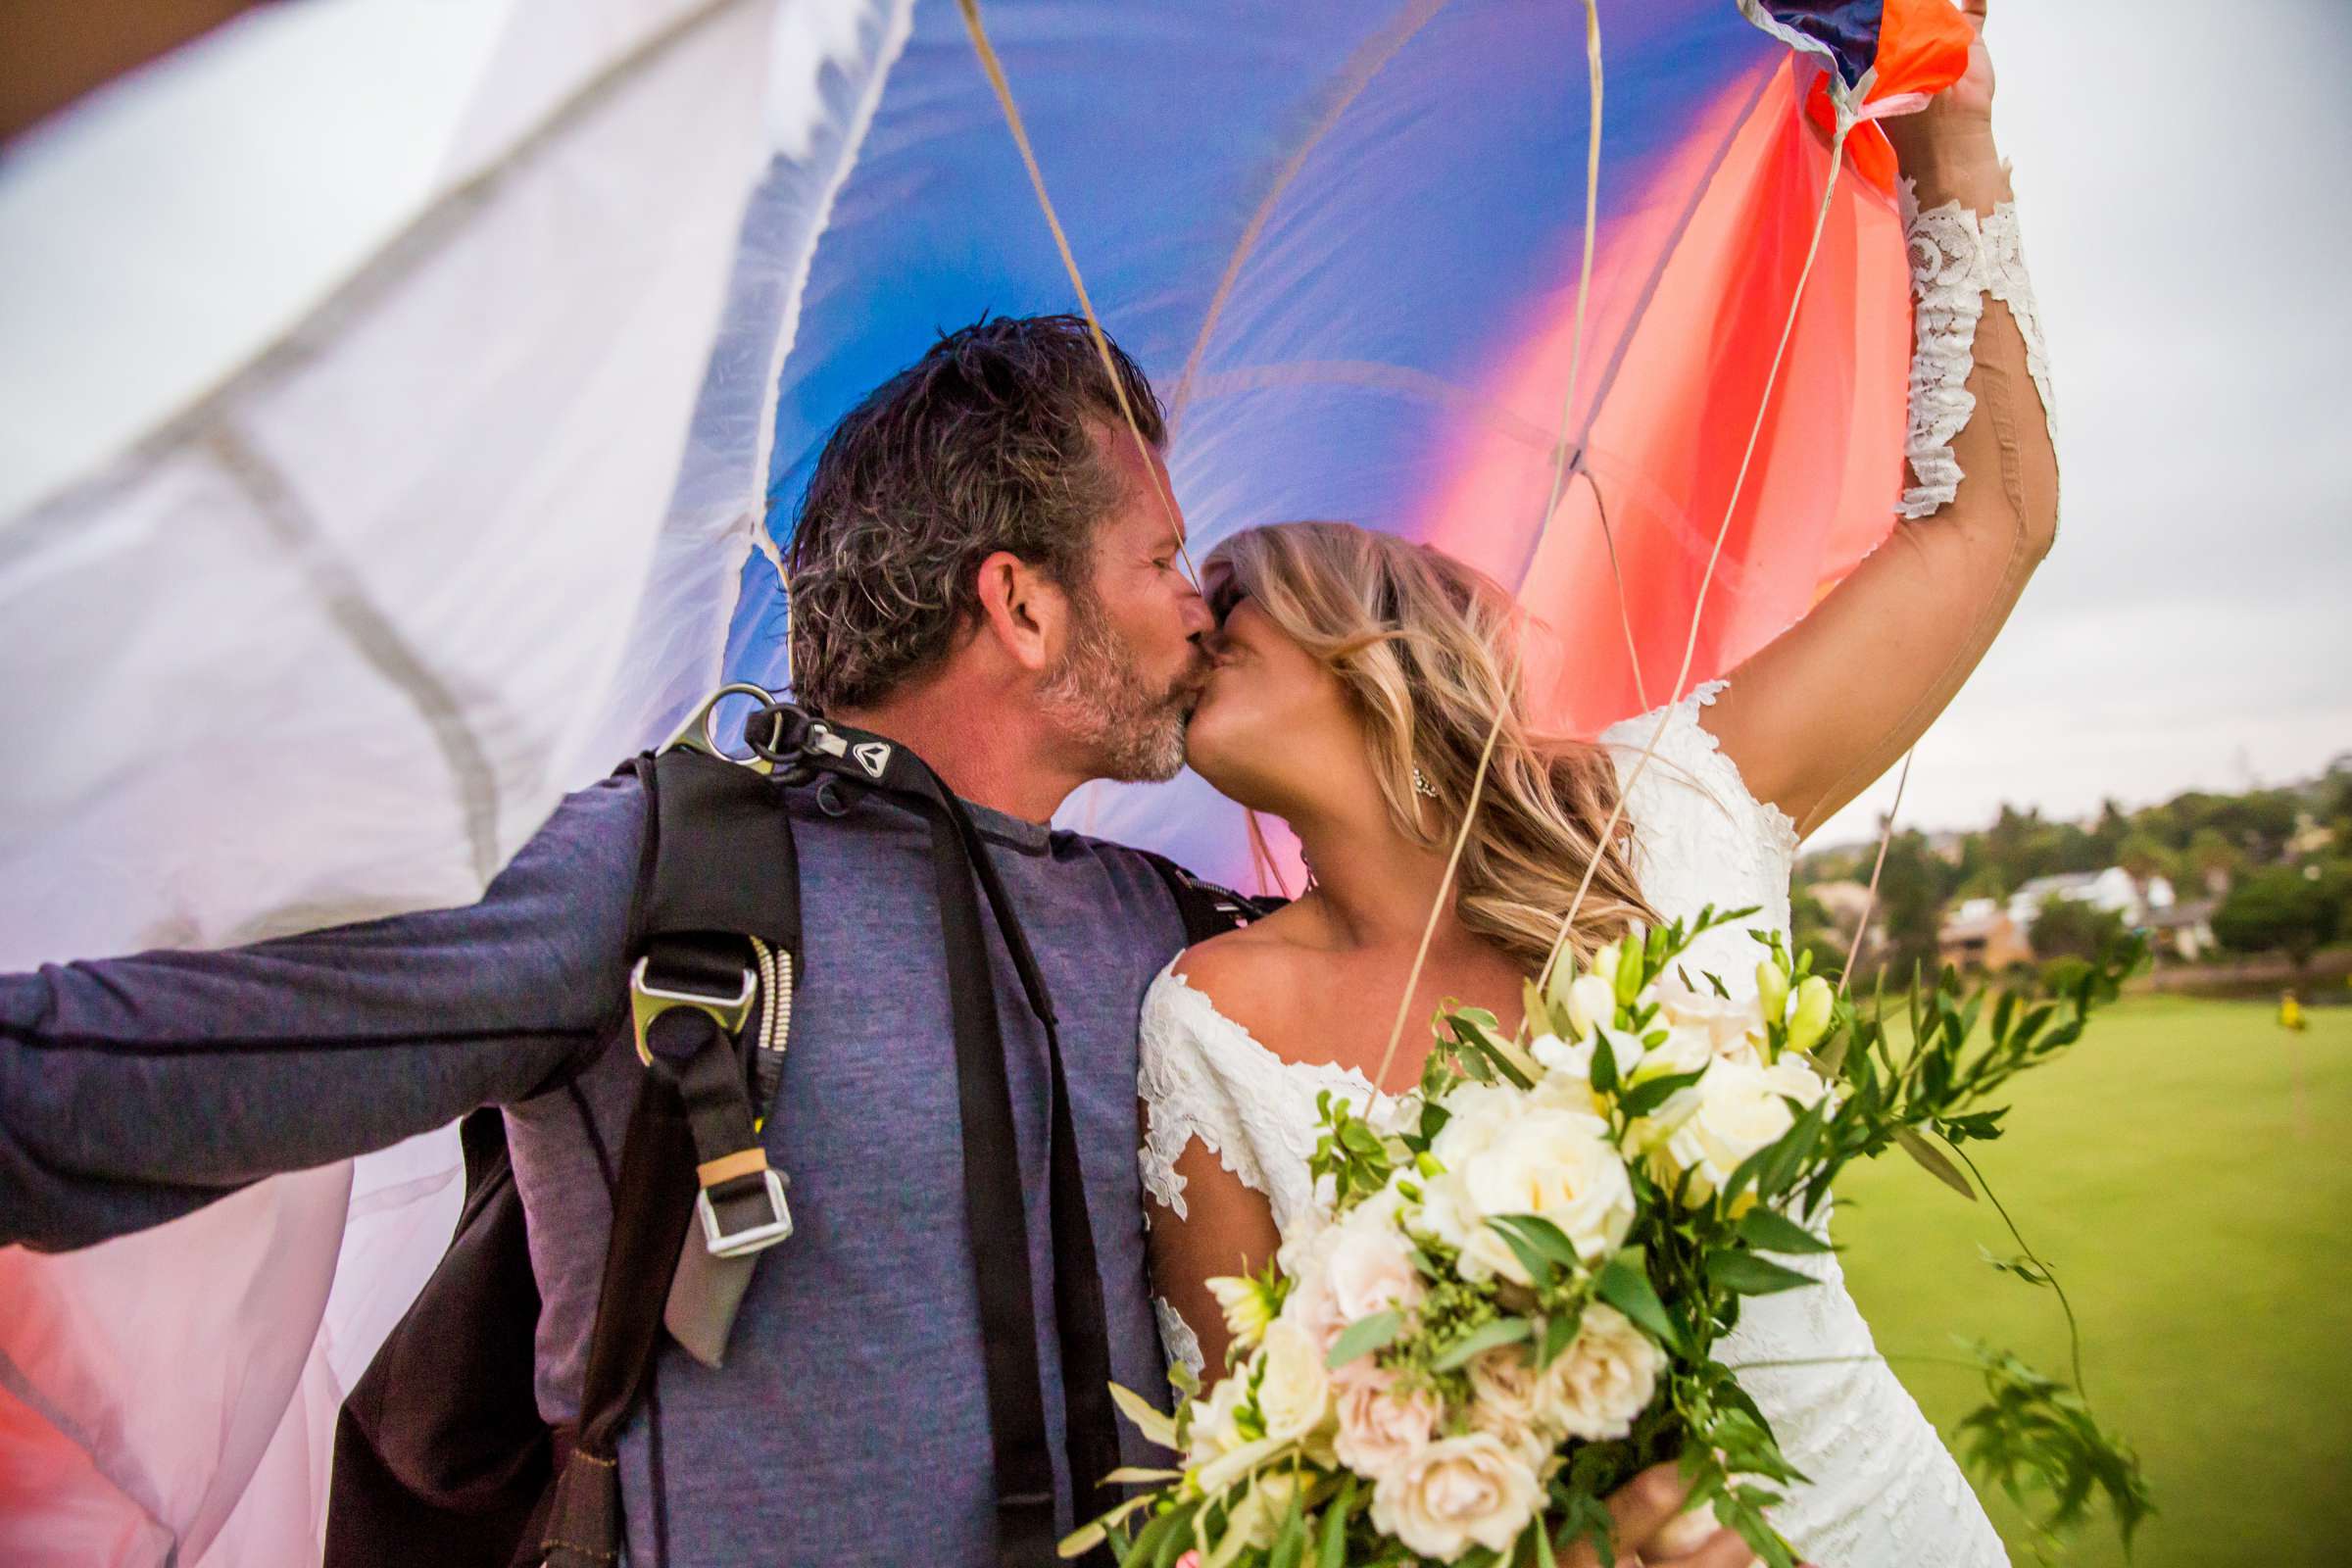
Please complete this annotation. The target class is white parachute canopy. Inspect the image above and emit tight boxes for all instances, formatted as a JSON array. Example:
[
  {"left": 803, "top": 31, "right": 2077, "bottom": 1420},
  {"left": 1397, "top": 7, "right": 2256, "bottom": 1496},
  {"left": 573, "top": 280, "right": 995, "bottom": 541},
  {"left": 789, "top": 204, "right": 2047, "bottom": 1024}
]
[{"left": 0, "top": 0, "right": 891, "bottom": 1561}]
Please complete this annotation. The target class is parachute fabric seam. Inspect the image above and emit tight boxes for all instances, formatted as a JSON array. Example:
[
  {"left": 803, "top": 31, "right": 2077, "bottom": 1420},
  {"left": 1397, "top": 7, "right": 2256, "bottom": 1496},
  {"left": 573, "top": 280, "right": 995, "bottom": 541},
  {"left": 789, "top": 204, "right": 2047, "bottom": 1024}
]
[
  {"left": 752, "top": 0, "right": 919, "bottom": 614},
  {"left": 203, "top": 424, "right": 505, "bottom": 884},
  {"left": 0, "top": 0, "right": 761, "bottom": 532}
]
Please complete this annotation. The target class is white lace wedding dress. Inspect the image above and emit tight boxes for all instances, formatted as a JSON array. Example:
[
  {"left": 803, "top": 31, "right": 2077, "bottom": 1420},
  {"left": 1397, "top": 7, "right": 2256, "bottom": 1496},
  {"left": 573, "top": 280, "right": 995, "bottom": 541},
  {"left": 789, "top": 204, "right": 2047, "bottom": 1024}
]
[{"left": 1139, "top": 682, "right": 2007, "bottom": 1566}]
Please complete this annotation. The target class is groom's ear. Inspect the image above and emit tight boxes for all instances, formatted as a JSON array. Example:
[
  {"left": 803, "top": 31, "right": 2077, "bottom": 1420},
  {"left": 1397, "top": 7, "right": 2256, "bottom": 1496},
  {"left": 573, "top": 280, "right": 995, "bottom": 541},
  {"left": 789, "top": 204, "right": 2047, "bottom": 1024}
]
[{"left": 972, "top": 549, "right": 1066, "bottom": 675}]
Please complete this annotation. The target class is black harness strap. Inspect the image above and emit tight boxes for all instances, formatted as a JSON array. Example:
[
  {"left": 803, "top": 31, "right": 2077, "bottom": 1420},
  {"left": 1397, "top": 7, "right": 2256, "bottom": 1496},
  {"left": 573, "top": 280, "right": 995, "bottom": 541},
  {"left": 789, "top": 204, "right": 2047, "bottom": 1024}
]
[
  {"left": 767, "top": 711, "right": 1120, "bottom": 1566},
  {"left": 544, "top": 753, "right": 803, "bottom": 1568}
]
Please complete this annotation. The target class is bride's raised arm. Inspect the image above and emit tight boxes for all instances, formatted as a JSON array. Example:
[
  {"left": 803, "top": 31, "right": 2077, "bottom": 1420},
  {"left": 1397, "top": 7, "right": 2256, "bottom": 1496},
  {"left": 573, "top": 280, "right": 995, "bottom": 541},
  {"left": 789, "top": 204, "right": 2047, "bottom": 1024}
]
[{"left": 1706, "top": 0, "right": 2054, "bottom": 838}]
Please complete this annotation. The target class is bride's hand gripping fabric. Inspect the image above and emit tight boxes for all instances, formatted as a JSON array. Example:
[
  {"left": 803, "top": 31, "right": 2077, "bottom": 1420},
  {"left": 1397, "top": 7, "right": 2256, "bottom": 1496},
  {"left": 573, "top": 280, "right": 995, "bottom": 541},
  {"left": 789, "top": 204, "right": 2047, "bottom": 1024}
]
[{"left": 1705, "top": 0, "right": 2058, "bottom": 839}]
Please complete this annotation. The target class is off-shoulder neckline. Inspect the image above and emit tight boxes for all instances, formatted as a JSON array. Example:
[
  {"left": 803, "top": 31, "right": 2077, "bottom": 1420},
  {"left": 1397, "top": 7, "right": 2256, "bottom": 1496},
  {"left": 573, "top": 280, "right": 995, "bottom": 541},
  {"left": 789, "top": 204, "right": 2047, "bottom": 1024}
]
[{"left": 1152, "top": 959, "right": 1398, "bottom": 1106}]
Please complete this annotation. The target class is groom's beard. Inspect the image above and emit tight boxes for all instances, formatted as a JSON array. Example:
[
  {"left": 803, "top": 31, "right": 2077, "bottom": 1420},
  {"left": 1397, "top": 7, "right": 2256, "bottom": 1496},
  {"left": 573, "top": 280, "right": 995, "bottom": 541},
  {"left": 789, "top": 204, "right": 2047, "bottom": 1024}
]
[{"left": 1039, "top": 592, "right": 1200, "bottom": 784}]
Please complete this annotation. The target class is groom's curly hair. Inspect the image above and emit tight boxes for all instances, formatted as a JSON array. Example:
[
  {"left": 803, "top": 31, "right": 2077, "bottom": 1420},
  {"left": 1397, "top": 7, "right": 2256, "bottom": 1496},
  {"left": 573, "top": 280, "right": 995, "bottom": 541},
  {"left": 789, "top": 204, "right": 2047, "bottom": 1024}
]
[{"left": 784, "top": 315, "right": 1165, "bottom": 713}]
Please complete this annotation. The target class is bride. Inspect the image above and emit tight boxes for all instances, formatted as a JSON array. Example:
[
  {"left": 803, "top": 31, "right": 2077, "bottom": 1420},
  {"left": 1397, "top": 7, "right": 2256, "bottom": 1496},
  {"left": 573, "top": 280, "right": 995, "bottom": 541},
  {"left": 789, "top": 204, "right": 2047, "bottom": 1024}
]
[{"left": 1138, "top": 6, "right": 2052, "bottom": 1562}]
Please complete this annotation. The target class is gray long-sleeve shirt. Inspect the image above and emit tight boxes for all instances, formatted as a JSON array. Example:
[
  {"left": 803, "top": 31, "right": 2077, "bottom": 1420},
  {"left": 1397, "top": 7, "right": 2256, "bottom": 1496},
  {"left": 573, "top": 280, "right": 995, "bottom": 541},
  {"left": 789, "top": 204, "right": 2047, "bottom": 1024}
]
[{"left": 0, "top": 770, "right": 1188, "bottom": 1566}]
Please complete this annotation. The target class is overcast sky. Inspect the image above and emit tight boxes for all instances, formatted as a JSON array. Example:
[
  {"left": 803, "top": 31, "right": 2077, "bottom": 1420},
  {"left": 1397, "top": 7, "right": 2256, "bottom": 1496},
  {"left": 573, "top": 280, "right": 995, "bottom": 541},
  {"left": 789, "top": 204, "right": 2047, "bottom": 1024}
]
[{"left": 1811, "top": 0, "right": 2352, "bottom": 845}]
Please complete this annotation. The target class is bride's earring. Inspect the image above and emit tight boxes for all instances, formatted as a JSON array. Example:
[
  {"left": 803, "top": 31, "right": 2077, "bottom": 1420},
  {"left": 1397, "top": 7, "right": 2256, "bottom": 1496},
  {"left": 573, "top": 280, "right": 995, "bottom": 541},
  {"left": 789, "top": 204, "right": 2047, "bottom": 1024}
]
[{"left": 1412, "top": 765, "right": 1437, "bottom": 800}]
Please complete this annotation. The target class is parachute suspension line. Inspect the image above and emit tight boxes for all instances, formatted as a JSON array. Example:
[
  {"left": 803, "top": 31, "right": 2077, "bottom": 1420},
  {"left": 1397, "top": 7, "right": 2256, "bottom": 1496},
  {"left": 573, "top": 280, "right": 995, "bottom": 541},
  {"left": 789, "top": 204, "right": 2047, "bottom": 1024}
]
[
  {"left": 1587, "top": 468, "right": 1649, "bottom": 712},
  {"left": 1537, "top": 110, "right": 1859, "bottom": 999},
  {"left": 1373, "top": 0, "right": 1605, "bottom": 1092},
  {"left": 952, "top": 0, "right": 1203, "bottom": 588},
  {"left": 1839, "top": 747, "right": 1915, "bottom": 995},
  {"left": 750, "top": 517, "right": 790, "bottom": 592}
]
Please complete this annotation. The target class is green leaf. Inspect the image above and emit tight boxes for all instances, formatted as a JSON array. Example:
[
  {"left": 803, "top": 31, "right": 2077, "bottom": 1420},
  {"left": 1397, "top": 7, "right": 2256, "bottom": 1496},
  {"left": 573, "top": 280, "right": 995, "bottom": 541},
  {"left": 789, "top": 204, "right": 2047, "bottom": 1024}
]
[
  {"left": 1532, "top": 1511, "right": 1560, "bottom": 1568},
  {"left": 1736, "top": 1206, "right": 1835, "bottom": 1255},
  {"left": 1324, "top": 1308, "right": 1403, "bottom": 1371},
  {"left": 1590, "top": 1029, "right": 1620, "bottom": 1095},
  {"left": 1706, "top": 1250, "right": 1816, "bottom": 1296},
  {"left": 1488, "top": 1213, "right": 1583, "bottom": 1271},
  {"left": 1432, "top": 1314, "right": 1534, "bottom": 1371},
  {"left": 1107, "top": 1381, "right": 1178, "bottom": 1449},
  {"left": 1536, "top": 1303, "right": 1584, "bottom": 1370},
  {"left": 1059, "top": 1493, "right": 1155, "bottom": 1557},
  {"left": 1616, "top": 1066, "right": 1706, "bottom": 1119},
  {"left": 1317, "top": 1473, "right": 1357, "bottom": 1568},
  {"left": 1484, "top": 1219, "right": 1561, "bottom": 1290},
  {"left": 1267, "top": 1480, "right": 1307, "bottom": 1568},
  {"left": 1754, "top": 1093, "right": 1831, "bottom": 1197},
  {"left": 1895, "top": 1126, "right": 1977, "bottom": 1200},
  {"left": 1595, "top": 1255, "right": 1682, "bottom": 1354}
]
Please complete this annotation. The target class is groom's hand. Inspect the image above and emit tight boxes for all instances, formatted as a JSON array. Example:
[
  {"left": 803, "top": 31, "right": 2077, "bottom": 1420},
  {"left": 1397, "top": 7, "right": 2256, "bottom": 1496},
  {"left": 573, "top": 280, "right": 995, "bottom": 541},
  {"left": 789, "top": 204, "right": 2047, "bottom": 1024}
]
[{"left": 1567, "top": 1462, "right": 1808, "bottom": 1568}]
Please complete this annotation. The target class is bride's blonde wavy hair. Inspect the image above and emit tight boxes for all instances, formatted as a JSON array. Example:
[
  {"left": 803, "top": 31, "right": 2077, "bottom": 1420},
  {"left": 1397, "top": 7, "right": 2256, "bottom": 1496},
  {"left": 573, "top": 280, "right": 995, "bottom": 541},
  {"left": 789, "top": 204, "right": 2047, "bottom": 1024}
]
[{"left": 1202, "top": 521, "right": 1654, "bottom": 969}]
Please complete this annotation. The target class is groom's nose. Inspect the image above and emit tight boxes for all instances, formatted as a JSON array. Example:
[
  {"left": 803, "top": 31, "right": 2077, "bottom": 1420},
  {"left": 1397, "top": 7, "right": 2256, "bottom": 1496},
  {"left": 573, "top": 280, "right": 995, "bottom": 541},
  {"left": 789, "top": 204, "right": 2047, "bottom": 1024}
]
[{"left": 1177, "top": 583, "right": 1215, "bottom": 640}]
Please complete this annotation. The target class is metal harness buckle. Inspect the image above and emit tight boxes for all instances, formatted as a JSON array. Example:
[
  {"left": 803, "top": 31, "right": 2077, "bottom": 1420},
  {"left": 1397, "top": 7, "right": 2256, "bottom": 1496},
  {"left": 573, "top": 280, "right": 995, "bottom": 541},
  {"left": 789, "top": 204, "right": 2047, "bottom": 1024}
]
[
  {"left": 696, "top": 1165, "right": 794, "bottom": 1258},
  {"left": 628, "top": 957, "right": 757, "bottom": 1067}
]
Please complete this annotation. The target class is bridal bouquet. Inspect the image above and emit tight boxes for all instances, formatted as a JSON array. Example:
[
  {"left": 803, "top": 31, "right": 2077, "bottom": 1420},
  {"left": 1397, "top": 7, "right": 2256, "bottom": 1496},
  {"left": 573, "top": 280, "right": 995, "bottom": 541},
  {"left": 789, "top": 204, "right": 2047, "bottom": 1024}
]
[{"left": 1070, "top": 910, "right": 2150, "bottom": 1568}]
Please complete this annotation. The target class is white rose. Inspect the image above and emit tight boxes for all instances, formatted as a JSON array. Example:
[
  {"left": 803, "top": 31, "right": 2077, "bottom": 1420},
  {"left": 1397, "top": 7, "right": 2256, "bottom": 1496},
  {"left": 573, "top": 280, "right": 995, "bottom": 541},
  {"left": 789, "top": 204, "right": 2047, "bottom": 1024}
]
[
  {"left": 1331, "top": 1361, "right": 1439, "bottom": 1480},
  {"left": 1466, "top": 1346, "right": 1551, "bottom": 1464},
  {"left": 1454, "top": 1107, "right": 1636, "bottom": 1277},
  {"left": 1653, "top": 982, "right": 1769, "bottom": 1066},
  {"left": 1370, "top": 1432, "right": 1544, "bottom": 1561},
  {"left": 1325, "top": 1200, "right": 1425, "bottom": 1324},
  {"left": 1429, "top": 1081, "right": 1522, "bottom": 1168},
  {"left": 1255, "top": 1317, "right": 1335, "bottom": 1444},
  {"left": 1538, "top": 1303, "right": 1663, "bottom": 1442},
  {"left": 1660, "top": 1058, "right": 1796, "bottom": 1203},
  {"left": 1278, "top": 1224, "right": 1348, "bottom": 1349}
]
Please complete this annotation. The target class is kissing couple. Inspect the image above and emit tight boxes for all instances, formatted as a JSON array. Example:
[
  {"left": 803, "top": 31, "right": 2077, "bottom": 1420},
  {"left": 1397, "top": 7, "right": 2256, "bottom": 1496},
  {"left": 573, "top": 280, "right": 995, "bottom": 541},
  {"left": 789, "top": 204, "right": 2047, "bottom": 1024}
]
[{"left": 1, "top": 29, "right": 2053, "bottom": 1564}]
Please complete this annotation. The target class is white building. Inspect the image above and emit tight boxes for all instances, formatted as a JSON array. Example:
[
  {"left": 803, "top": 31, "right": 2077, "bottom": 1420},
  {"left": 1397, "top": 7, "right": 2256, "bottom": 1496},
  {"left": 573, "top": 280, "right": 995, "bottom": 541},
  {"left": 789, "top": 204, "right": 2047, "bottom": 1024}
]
[{"left": 2007, "top": 867, "right": 2176, "bottom": 936}]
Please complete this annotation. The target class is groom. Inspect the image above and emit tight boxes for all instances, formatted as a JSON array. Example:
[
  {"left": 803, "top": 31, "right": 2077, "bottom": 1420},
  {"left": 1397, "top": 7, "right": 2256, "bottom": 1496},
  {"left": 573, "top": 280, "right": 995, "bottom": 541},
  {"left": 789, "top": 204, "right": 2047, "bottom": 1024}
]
[{"left": 0, "top": 316, "right": 1742, "bottom": 1566}]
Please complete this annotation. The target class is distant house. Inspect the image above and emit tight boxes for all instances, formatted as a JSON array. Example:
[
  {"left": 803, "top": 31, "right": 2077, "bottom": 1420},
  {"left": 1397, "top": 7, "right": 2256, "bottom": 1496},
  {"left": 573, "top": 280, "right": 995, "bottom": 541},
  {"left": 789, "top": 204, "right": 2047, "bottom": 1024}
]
[
  {"left": 1938, "top": 896, "right": 2032, "bottom": 972},
  {"left": 2145, "top": 898, "right": 2218, "bottom": 962},
  {"left": 2007, "top": 867, "right": 2175, "bottom": 936}
]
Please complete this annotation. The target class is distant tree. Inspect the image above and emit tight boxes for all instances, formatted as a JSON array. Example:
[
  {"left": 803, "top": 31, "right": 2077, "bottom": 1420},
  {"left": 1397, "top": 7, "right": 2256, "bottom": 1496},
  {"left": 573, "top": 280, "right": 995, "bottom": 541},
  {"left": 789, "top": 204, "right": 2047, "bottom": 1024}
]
[
  {"left": 1789, "top": 886, "right": 1845, "bottom": 974},
  {"left": 2090, "top": 800, "right": 2132, "bottom": 861},
  {"left": 2028, "top": 896, "right": 2125, "bottom": 963},
  {"left": 2115, "top": 831, "right": 2181, "bottom": 889},
  {"left": 1875, "top": 831, "right": 1947, "bottom": 981},
  {"left": 2212, "top": 867, "right": 2340, "bottom": 974},
  {"left": 2186, "top": 827, "right": 2246, "bottom": 895}
]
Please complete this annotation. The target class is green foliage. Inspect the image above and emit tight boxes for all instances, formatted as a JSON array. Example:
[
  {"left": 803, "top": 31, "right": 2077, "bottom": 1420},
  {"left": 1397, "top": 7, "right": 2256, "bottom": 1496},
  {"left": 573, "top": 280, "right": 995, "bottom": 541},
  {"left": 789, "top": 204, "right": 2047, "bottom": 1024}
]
[
  {"left": 1955, "top": 1345, "right": 2155, "bottom": 1555},
  {"left": 1093, "top": 913, "right": 2158, "bottom": 1568},
  {"left": 2212, "top": 865, "right": 2340, "bottom": 969},
  {"left": 2027, "top": 897, "right": 2127, "bottom": 964}
]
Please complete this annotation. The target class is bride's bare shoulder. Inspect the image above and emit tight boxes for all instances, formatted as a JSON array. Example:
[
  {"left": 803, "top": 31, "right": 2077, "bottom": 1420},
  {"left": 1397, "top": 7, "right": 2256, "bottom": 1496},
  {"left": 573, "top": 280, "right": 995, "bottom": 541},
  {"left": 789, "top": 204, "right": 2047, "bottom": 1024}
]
[{"left": 1167, "top": 905, "right": 1325, "bottom": 1045}]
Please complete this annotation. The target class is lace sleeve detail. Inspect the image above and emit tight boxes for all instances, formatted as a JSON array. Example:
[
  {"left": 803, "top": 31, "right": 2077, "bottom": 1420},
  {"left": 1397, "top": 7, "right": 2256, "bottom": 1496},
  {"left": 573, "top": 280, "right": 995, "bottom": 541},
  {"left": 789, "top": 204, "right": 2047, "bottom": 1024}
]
[
  {"left": 1896, "top": 174, "right": 2054, "bottom": 520},
  {"left": 1599, "top": 682, "right": 1798, "bottom": 982},
  {"left": 1154, "top": 1296, "right": 1206, "bottom": 1382},
  {"left": 1138, "top": 965, "right": 1272, "bottom": 1222},
  {"left": 1600, "top": 681, "right": 1798, "bottom": 863}
]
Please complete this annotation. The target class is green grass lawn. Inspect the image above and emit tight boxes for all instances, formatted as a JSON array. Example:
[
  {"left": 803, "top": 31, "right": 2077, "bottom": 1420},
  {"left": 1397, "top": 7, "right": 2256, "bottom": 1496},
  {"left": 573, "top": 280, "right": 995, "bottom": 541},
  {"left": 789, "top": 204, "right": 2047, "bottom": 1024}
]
[{"left": 1830, "top": 994, "right": 2352, "bottom": 1567}]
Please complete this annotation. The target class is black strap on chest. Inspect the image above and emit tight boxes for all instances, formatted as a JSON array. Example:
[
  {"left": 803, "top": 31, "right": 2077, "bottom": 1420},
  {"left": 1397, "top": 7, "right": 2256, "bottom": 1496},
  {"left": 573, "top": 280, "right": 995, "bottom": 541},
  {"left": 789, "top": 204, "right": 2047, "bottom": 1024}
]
[
  {"left": 548, "top": 700, "right": 1258, "bottom": 1568},
  {"left": 744, "top": 703, "right": 1122, "bottom": 1567}
]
